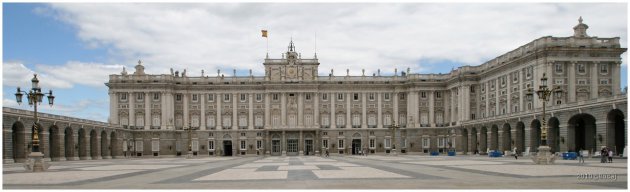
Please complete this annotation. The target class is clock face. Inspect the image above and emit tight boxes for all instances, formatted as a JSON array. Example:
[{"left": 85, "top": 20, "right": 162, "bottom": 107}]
[{"left": 287, "top": 67, "right": 297, "bottom": 78}]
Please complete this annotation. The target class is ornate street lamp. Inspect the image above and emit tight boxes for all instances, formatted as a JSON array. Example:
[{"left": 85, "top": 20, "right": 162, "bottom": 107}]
[
  {"left": 15, "top": 74, "right": 55, "bottom": 172},
  {"left": 526, "top": 73, "right": 563, "bottom": 164},
  {"left": 389, "top": 120, "right": 400, "bottom": 156}
]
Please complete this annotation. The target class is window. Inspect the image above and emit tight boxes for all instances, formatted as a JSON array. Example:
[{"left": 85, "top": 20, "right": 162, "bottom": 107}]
[
  {"left": 384, "top": 93, "right": 390, "bottom": 101},
  {"left": 600, "top": 79, "right": 609, "bottom": 85},
  {"left": 577, "top": 64, "right": 586, "bottom": 73},
  {"left": 481, "top": 85, "right": 485, "bottom": 92},
  {"left": 240, "top": 140, "right": 246, "bottom": 150},
  {"left": 305, "top": 94, "right": 311, "bottom": 101},
  {"left": 305, "top": 115, "right": 313, "bottom": 126},
  {"left": 385, "top": 138, "right": 391, "bottom": 148},
  {"left": 224, "top": 94, "right": 231, "bottom": 102},
  {"left": 555, "top": 79, "right": 564, "bottom": 85},
  {"left": 421, "top": 92, "right": 426, "bottom": 98},
  {"left": 435, "top": 92, "right": 442, "bottom": 98},
  {"left": 257, "top": 140, "right": 262, "bottom": 149},
  {"left": 578, "top": 80, "right": 587, "bottom": 85},
  {"left": 555, "top": 63, "right": 563, "bottom": 73},
  {"left": 352, "top": 114, "right": 360, "bottom": 127},
  {"left": 369, "top": 93, "right": 375, "bottom": 101},
  {"left": 152, "top": 115, "right": 160, "bottom": 127},
  {"left": 153, "top": 93, "right": 160, "bottom": 101},
  {"left": 176, "top": 94, "right": 182, "bottom": 101},
  {"left": 120, "top": 93, "right": 127, "bottom": 101},
  {"left": 137, "top": 93, "right": 144, "bottom": 101},
  {"left": 600, "top": 64, "right": 608, "bottom": 74},
  {"left": 337, "top": 93, "right": 344, "bottom": 101},
  {"left": 384, "top": 114, "right": 391, "bottom": 127},
  {"left": 321, "top": 116, "right": 329, "bottom": 126},
  {"left": 208, "top": 140, "right": 214, "bottom": 150},
  {"left": 470, "top": 86, "right": 475, "bottom": 93},
  {"left": 422, "top": 138, "right": 430, "bottom": 148},
  {"left": 273, "top": 94, "right": 279, "bottom": 101},
  {"left": 353, "top": 93, "right": 359, "bottom": 101},
  {"left": 255, "top": 115, "right": 263, "bottom": 127},
  {"left": 368, "top": 114, "right": 376, "bottom": 127},
  {"left": 323, "top": 139, "right": 328, "bottom": 149},
  {"left": 239, "top": 115, "right": 247, "bottom": 127},
  {"left": 207, "top": 116, "right": 215, "bottom": 129},
  {"left": 256, "top": 94, "right": 262, "bottom": 101},
  {"left": 336, "top": 114, "right": 345, "bottom": 127},
  {"left": 208, "top": 94, "right": 214, "bottom": 102},
  {"left": 322, "top": 93, "right": 328, "bottom": 101},
  {"left": 191, "top": 115, "right": 200, "bottom": 127},
  {"left": 338, "top": 140, "right": 344, "bottom": 149},
  {"left": 369, "top": 139, "right": 375, "bottom": 149},
  {"left": 399, "top": 93, "right": 405, "bottom": 100},
  {"left": 192, "top": 94, "right": 198, "bottom": 102},
  {"left": 240, "top": 94, "right": 246, "bottom": 102}
]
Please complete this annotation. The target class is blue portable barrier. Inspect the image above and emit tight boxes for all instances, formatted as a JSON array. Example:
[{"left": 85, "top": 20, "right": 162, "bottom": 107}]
[
  {"left": 488, "top": 151, "right": 502, "bottom": 157},
  {"left": 430, "top": 151, "right": 439, "bottom": 156},
  {"left": 447, "top": 151, "right": 456, "bottom": 156},
  {"left": 562, "top": 152, "right": 577, "bottom": 160}
]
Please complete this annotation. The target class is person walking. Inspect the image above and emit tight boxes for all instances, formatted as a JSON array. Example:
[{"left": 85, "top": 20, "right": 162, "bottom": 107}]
[
  {"left": 600, "top": 147, "right": 607, "bottom": 163},
  {"left": 608, "top": 149, "right": 613, "bottom": 163},
  {"left": 578, "top": 149, "right": 585, "bottom": 164},
  {"left": 514, "top": 147, "right": 518, "bottom": 160},
  {"left": 325, "top": 149, "right": 329, "bottom": 157}
]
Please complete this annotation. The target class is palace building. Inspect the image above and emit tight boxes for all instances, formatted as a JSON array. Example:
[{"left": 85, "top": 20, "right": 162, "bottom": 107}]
[{"left": 3, "top": 18, "right": 627, "bottom": 163}]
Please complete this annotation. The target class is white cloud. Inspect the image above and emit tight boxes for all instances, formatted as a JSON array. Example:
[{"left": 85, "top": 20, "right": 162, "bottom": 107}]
[
  {"left": 45, "top": 3, "right": 626, "bottom": 76},
  {"left": 3, "top": 61, "right": 123, "bottom": 89}
]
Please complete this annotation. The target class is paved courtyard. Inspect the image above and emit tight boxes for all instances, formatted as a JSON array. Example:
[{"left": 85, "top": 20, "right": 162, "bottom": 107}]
[{"left": 3, "top": 155, "right": 627, "bottom": 189}]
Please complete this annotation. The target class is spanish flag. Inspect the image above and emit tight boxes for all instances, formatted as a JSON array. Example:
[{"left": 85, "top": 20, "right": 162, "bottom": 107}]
[{"left": 261, "top": 30, "right": 268, "bottom": 38}]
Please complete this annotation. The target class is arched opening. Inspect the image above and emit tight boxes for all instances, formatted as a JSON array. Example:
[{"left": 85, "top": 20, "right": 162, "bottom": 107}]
[
  {"left": 222, "top": 134, "right": 233, "bottom": 156},
  {"left": 502, "top": 123, "right": 512, "bottom": 152},
  {"left": 530, "top": 119, "right": 541, "bottom": 152},
  {"left": 12, "top": 121, "right": 26, "bottom": 163},
  {"left": 516, "top": 122, "right": 525, "bottom": 154},
  {"left": 110, "top": 131, "right": 118, "bottom": 158},
  {"left": 567, "top": 113, "right": 596, "bottom": 152},
  {"left": 607, "top": 109, "right": 626, "bottom": 155},
  {"left": 491, "top": 125, "right": 499, "bottom": 151},
  {"left": 461, "top": 128, "right": 469, "bottom": 154},
  {"left": 480, "top": 127, "right": 488, "bottom": 154},
  {"left": 470, "top": 128, "right": 478, "bottom": 154},
  {"left": 90, "top": 129, "right": 98, "bottom": 159},
  {"left": 64, "top": 127, "right": 74, "bottom": 160},
  {"left": 78, "top": 128, "right": 87, "bottom": 160},
  {"left": 351, "top": 132, "right": 361, "bottom": 155},
  {"left": 48, "top": 126, "right": 60, "bottom": 161},
  {"left": 548, "top": 117, "right": 560, "bottom": 153},
  {"left": 101, "top": 130, "right": 108, "bottom": 158},
  {"left": 271, "top": 134, "right": 281, "bottom": 156}
]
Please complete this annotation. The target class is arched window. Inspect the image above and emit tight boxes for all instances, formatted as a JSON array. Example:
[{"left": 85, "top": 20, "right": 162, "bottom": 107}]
[
  {"left": 207, "top": 116, "right": 215, "bottom": 129},
  {"left": 152, "top": 115, "right": 160, "bottom": 127}
]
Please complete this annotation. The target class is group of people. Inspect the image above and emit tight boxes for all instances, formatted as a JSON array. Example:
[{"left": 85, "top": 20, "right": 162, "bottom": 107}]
[{"left": 600, "top": 147, "right": 615, "bottom": 163}]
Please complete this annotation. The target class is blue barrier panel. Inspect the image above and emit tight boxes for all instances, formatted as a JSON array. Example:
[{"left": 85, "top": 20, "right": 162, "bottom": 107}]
[
  {"left": 562, "top": 152, "right": 577, "bottom": 160},
  {"left": 488, "top": 151, "right": 502, "bottom": 157},
  {"left": 447, "top": 151, "right": 456, "bottom": 156},
  {"left": 430, "top": 151, "right": 439, "bottom": 156}
]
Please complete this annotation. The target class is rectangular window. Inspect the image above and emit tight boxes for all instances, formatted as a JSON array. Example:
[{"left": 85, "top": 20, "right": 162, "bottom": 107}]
[
  {"left": 399, "top": 93, "right": 405, "bottom": 100},
  {"left": 322, "top": 93, "right": 328, "bottom": 101},
  {"left": 240, "top": 140, "right": 246, "bottom": 150},
  {"left": 208, "top": 94, "right": 214, "bottom": 102},
  {"left": 224, "top": 94, "right": 230, "bottom": 102},
  {"left": 208, "top": 140, "right": 214, "bottom": 150},
  {"left": 323, "top": 139, "right": 328, "bottom": 149},
  {"left": 353, "top": 93, "right": 359, "bottom": 101},
  {"left": 470, "top": 86, "right": 475, "bottom": 93},
  {"left": 153, "top": 93, "right": 160, "bottom": 101},
  {"left": 368, "top": 93, "right": 375, "bottom": 101},
  {"left": 337, "top": 93, "right": 344, "bottom": 101},
  {"left": 240, "top": 94, "right": 246, "bottom": 102},
  {"left": 137, "top": 93, "right": 144, "bottom": 101},
  {"left": 257, "top": 140, "right": 262, "bottom": 149},
  {"left": 385, "top": 138, "right": 391, "bottom": 148},
  {"left": 555, "top": 63, "right": 563, "bottom": 73},
  {"left": 120, "top": 93, "right": 127, "bottom": 101},
  {"left": 578, "top": 64, "right": 586, "bottom": 73},
  {"left": 176, "top": 94, "right": 182, "bottom": 101},
  {"left": 305, "top": 93, "right": 312, "bottom": 101},
  {"left": 600, "top": 79, "right": 609, "bottom": 84},
  {"left": 192, "top": 94, "right": 198, "bottom": 102},
  {"left": 421, "top": 92, "right": 426, "bottom": 98},
  {"left": 578, "top": 80, "right": 587, "bottom": 85},
  {"left": 369, "top": 139, "right": 375, "bottom": 149},
  {"left": 600, "top": 64, "right": 608, "bottom": 73},
  {"left": 384, "top": 93, "right": 390, "bottom": 101},
  {"left": 435, "top": 92, "right": 441, "bottom": 98},
  {"left": 422, "top": 138, "right": 430, "bottom": 148},
  {"left": 338, "top": 140, "right": 344, "bottom": 149},
  {"left": 273, "top": 94, "right": 279, "bottom": 101},
  {"left": 256, "top": 94, "right": 262, "bottom": 101}
]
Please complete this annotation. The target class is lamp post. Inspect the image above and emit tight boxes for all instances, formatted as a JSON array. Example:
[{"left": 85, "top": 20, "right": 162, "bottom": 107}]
[
  {"left": 526, "top": 73, "right": 563, "bottom": 165},
  {"left": 389, "top": 120, "right": 400, "bottom": 156},
  {"left": 15, "top": 74, "right": 55, "bottom": 172},
  {"left": 185, "top": 121, "right": 194, "bottom": 159}
]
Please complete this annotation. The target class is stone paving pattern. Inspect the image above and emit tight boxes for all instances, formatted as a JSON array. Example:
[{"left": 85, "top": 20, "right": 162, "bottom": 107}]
[{"left": 3, "top": 155, "right": 627, "bottom": 189}]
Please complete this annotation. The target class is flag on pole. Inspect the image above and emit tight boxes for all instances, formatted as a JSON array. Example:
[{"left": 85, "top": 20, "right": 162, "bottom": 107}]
[{"left": 261, "top": 30, "right": 268, "bottom": 38}]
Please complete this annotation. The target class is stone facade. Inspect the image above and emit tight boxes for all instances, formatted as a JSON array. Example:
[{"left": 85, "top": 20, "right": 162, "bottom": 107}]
[{"left": 3, "top": 18, "right": 628, "bottom": 163}]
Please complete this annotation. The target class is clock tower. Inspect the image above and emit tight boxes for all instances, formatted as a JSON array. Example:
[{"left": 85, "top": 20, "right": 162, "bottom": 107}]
[{"left": 264, "top": 39, "right": 319, "bottom": 81}]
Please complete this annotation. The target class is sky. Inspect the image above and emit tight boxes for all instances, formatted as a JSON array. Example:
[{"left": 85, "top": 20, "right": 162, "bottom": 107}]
[{"left": 2, "top": 2, "right": 628, "bottom": 122}]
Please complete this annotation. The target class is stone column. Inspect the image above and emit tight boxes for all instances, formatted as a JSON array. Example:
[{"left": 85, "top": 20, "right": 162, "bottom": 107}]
[
  {"left": 314, "top": 93, "right": 320, "bottom": 127},
  {"left": 145, "top": 92, "right": 151, "bottom": 130},
  {"left": 282, "top": 131, "right": 286, "bottom": 156},
  {"left": 249, "top": 93, "right": 254, "bottom": 129},
  {"left": 506, "top": 79, "right": 511, "bottom": 114},
  {"left": 232, "top": 93, "right": 238, "bottom": 129},
  {"left": 265, "top": 93, "right": 271, "bottom": 128},
  {"left": 346, "top": 92, "right": 351, "bottom": 128},
  {"left": 485, "top": 82, "right": 490, "bottom": 116},
  {"left": 519, "top": 71, "right": 524, "bottom": 112},
  {"left": 429, "top": 90, "right": 435, "bottom": 127},
  {"left": 451, "top": 89, "right": 456, "bottom": 123},
  {"left": 377, "top": 92, "right": 382, "bottom": 128},
  {"left": 495, "top": 79, "right": 500, "bottom": 115},
  {"left": 216, "top": 93, "right": 222, "bottom": 130},
  {"left": 167, "top": 92, "right": 175, "bottom": 130},
  {"left": 161, "top": 92, "right": 168, "bottom": 130},
  {"left": 201, "top": 94, "right": 206, "bottom": 130},
  {"left": 393, "top": 92, "right": 399, "bottom": 125},
  {"left": 109, "top": 91, "right": 118, "bottom": 124},
  {"left": 590, "top": 61, "right": 599, "bottom": 99},
  {"left": 331, "top": 93, "right": 336, "bottom": 129},
  {"left": 184, "top": 93, "right": 189, "bottom": 129},
  {"left": 281, "top": 93, "right": 287, "bottom": 127},
  {"left": 612, "top": 62, "right": 621, "bottom": 95},
  {"left": 568, "top": 62, "right": 577, "bottom": 102},
  {"left": 361, "top": 92, "right": 367, "bottom": 128},
  {"left": 298, "top": 92, "right": 304, "bottom": 127},
  {"left": 129, "top": 92, "right": 135, "bottom": 128},
  {"left": 299, "top": 131, "right": 304, "bottom": 155}
]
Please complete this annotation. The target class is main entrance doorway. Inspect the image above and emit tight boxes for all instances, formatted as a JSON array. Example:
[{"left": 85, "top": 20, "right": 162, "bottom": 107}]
[
  {"left": 271, "top": 139, "right": 281, "bottom": 156},
  {"left": 223, "top": 140, "right": 233, "bottom": 156},
  {"left": 352, "top": 139, "right": 362, "bottom": 155},
  {"left": 287, "top": 139, "right": 298, "bottom": 156},
  {"left": 304, "top": 139, "right": 313, "bottom": 155}
]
